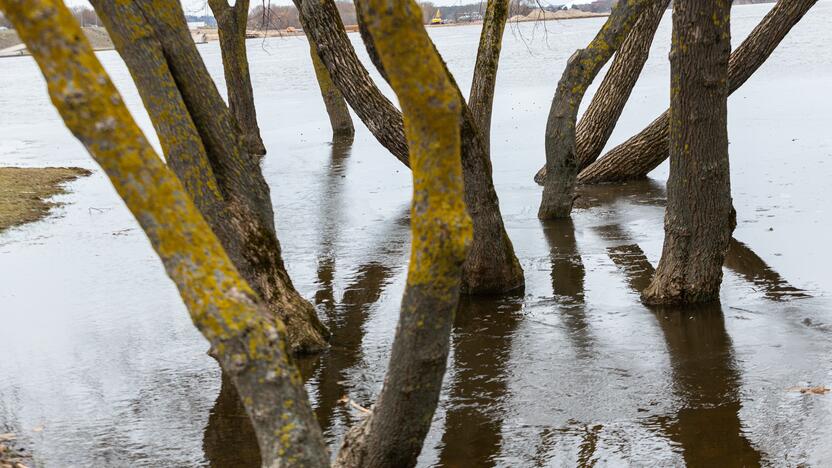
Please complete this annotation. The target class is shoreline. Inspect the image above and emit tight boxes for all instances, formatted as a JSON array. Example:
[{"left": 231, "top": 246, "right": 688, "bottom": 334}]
[{"left": 0, "top": 167, "right": 91, "bottom": 233}]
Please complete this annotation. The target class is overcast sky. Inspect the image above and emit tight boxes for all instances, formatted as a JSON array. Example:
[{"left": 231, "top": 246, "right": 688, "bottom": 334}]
[{"left": 64, "top": 0, "right": 596, "bottom": 16}]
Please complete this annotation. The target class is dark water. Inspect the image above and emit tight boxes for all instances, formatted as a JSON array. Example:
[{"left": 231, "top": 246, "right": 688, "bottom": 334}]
[{"left": 2, "top": 2, "right": 832, "bottom": 466}]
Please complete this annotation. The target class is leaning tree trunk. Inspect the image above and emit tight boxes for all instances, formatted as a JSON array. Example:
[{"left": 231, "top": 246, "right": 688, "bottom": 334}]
[
  {"left": 92, "top": 0, "right": 330, "bottom": 353},
  {"left": 309, "top": 39, "right": 355, "bottom": 137},
  {"left": 334, "top": 2, "right": 473, "bottom": 467},
  {"left": 468, "top": 0, "right": 509, "bottom": 153},
  {"left": 538, "top": 0, "right": 650, "bottom": 219},
  {"left": 297, "top": 0, "right": 524, "bottom": 294},
  {"left": 208, "top": 0, "right": 267, "bottom": 155},
  {"left": 641, "top": 0, "right": 734, "bottom": 305},
  {"left": 579, "top": 0, "right": 819, "bottom": 184},
  {"left": 533, "top": 0, "right": 669, "bottom": 185},
  {"left": 1, "top": 1, "right": 329, "bottom": 465}
]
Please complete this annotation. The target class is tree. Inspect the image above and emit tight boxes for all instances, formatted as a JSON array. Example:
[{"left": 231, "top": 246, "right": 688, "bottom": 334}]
[
  {"left": 578, "top": 0, "right": 819, "bottom": 184},
  {"left": 469, "top": 0, "right": 509, "bottom": 153},
  {"left": 537, "top": 0, "right": 651, "bottom": 219},
  {"left": 90, "top": 0, "right": 330, "bottom": 353},
  {"left": 641, "top": 0, "right": 734, "bottom": 305},
  {"left": 333, "top": 1, "right": 473, "bottom": 466},
  {"left": 297, "top": 0, "right": 524, "bottom": 294},
  {"left": 533, "top": 0, "right": 670, "bottom": 184},
  {"left": 309, "top": 34, "right": 355, "bottom": 137},
  {"left": 0, "top": 1, "right": 330, "bottom": 465},
  {"left": 209, "top": 0, "right": 267, "bottom": 155}
]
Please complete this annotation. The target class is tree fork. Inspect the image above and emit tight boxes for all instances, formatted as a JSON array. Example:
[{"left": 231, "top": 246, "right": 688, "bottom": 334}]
[{"left": 538, "top": 0, "right": 651, "bottom": 219}]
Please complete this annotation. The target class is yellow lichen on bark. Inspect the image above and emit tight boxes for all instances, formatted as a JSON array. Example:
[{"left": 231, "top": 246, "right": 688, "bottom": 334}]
[{"left": 363, "top": 0, "right": 472, "bottom": 291}]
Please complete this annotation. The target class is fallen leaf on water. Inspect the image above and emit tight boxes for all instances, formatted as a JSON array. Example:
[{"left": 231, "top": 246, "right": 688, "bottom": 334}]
[
  {"left": 0, "top": 434, "right": 15, "bottom": 442},
  {"left": 30, "top": 426, "right": 43, "bottom": 433},
  {"left": 787, "top": 386, "right": 830, "bottom": 395}
]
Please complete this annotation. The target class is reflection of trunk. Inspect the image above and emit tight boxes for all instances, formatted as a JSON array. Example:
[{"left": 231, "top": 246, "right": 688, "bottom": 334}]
[
  {"left": 309, "top": 40, "right": 355, "bottom": 137},
  {"left": 208, "top": 0, "right": 266, "bottom": 155},
  {"left": 533, "top": 0, "right": 669, "bottom": 185},
  {"left": 642, "top": 0, "right": 734, "bottom": 305},
  {"left": 334, "top": 5, "right": 472, "bottom": 466},
  {"left": 469, "top": 0, "right": 509, "bottom": 153},
  {"left": 438, "top": 295, "right": 522, "bottom": 467},
  {"left": 91, "top": 0, "right": 329, "bottom": 353},
  {"left": 725, "top": 238, "right": 809, "bottom": 301},
  {"left": 8, "top": 4, "right": 328, "bottom": 465},
  {"left": 538, "top": 0, "right": 650, "bottom": 219},
  {"left": 651, "top": 306, "right": 763, "bottom": 467},
  {"left": 203, "top": 373, "right": 261, "bottom": 467},
  {"left": 579, "top": 0, "right": 819, "bottom": 184},
  {"left": 298, "top": 0, "right": 524, "bottom": 294}
]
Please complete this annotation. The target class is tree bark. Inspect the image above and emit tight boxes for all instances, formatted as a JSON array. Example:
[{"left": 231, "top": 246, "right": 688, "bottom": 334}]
[
  {"left": 538, "top": 0, "right": 651, "bottom": 219},
  {"left": 298, "top": 0, "right": 524, "bottom": 294},
  {"left": 92, "top": 0, "right": 330, "bottom": 353},
  {"left": 579, "top": 0, "right": 819, "bottom": 184},
  {"left": 533, "top": 0, "right": 669, "bottom": 185},
  {"left": 641, "top": 0, "right": 734, "bottom": 305},
  {"left": 333, "top": 3, "right": 472, "bottom": 467},
  {"left": 468, "top": 0, "right": 509, "bottom": 153},
  {"left": 208, "top": 0, "right": 267, "bottom": 156},
  {"left": 309, "top": 39, "right": 355, "bottom": 137},
  {"left": 1, "top": 2, "right": 329, "bottom": 464}
]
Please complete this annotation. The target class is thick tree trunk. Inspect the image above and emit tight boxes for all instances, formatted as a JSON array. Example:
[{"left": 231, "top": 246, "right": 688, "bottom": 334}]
[
  {"left": 298, "top": 0, "right": 524, "bottom": 294},
  {"left": 334, "top": 3, "right": 472, "bottom": 467},
  {"left": 533, "top": 0, "right": 669, "bottom": 185},
  {"left": 641, "top": 0, "right": 734, "bottom": 305},
  {"left": 92, "top": 0, "right": 330, "bottom": 353},
  {"left": 468, "top": 0, "right": 509, "bottom": 153},
  {"left": 579, "top": 0, "right": 819, "bottom": 184},
  {"left": 1, "top": 2, "right": 329, "bottom": 465},
  {"left": 538, "top": 0, "right": 650, "bottom": 219},
  {"left": 309, "top": 40, "right": 355, "bottom": 137},
  {"left": 208, "top": 0, "right": 267, "bottom": 156}
]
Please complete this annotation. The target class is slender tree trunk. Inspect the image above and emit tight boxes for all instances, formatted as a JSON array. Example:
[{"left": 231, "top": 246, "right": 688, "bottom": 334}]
[
  {"left": 538, "top": 0, "right": 650, "bottom": 219},
  {"left": 334, "top": 3, "right": 472, "bottom": 467},
  {"left": 208, "top": 0, "right": 267, "bottom": 155},
  {"left": 579, "top": 0, "right": 819, "bottom": 184},
  {"left": 298, "top": 0, "right": 524, "bottom": 294},
  {"left": 468, "top": 0, "right": 509, "bottom": 153},
  {"left": 1, "top": 2, "right": 329, "bottom": 465},
  {"left": 92, "top": 0, "right": 330, "bottom": 353},
  {"left": 641, "top": 0, "right": 734, "bottom": 305},
  {"left": 309, "top": 39, "right": 355, "bottom": 137},
  {"left": 533, "top": 0, "right": 669, "bottom": 185}
]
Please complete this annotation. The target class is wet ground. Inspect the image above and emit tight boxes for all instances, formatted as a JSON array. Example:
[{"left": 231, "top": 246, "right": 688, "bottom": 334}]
[{"left": 1, "top": 2, "right": 831, "bottom": 466}]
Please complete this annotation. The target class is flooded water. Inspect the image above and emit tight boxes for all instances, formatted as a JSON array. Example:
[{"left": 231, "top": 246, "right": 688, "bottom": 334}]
[{"left": 2, "top": 2, "right": 832, "bottom": 466}]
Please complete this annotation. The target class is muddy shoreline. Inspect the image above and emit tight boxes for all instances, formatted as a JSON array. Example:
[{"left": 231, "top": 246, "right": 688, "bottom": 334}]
[{"left": 0, "top": 167, "right": 91, "bottom": 233}]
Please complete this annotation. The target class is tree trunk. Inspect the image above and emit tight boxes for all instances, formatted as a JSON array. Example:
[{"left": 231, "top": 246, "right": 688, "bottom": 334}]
[
  {"left": 2, "top": 2, "right": 329, "bottom": 464},
  {"left": 92, "top": 0, "right": 330, "bottom": 353},
  {"left": 334, "top": 3, "right": 472, "bottom": 467},
  {"left": 298, "top": 0, "right": 524, "bottom": 294},
  {"left": 208, "top": 0, "right": 267, "bottom": 156},
  {"left": 468, "top": 0, "right": 509, "bottom": 153},
  {"left": 641, "top": 0, "right": 734, "bottom": 305},
  {"left": 533, "top": 0, "right": 669, "bottom": 185},
  {"left": 309, "top": 39, "right": 355, "bottom": 137},
  {"left": 538, "top": 0, "right": 650, "bottom": 219},
  {"left": 579, "top": 0, "right": 819, "bottom": 184}
]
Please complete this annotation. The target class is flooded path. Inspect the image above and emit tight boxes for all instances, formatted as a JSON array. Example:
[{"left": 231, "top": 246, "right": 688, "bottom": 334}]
[{"left": 1, "top": 3, "right": 831, "bottom": 466}]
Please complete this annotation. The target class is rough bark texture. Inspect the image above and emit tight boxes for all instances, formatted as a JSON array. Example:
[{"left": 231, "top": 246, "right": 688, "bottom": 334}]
[
  {"left": 208, "top": 0, "right": 266, "bottom": 155},
  {"left": 579, "top": 0, "right": 819, "bottom": 184},
  {"left": 309, "top": 39, "right": 355, "bottom": 137},
  {"left": 298, "top": 0, "right": 523, "bottom": 294},
  {"left": 641, "top": 0, "right": 734, "bottom": 305},
  {"left": 533, "top": 0, "right": 669, "bottom": 184},
  {"left": 538, "top": 0, "right": 651, "bottom": 219},
  {"left": 91, "top": 0, "right": 330, "bottom": 353},
  {"left": 0, "top": 2, "right": 329, "bottom": 465},
  {"left": 468, "top": 0, "right": 509, "bottom": 153},
  {"left": 353, "top": 0, "right": 389, "bottom": 83},
  {"left": 334, "top": 2, "right": 472, "bottom": 467}
]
